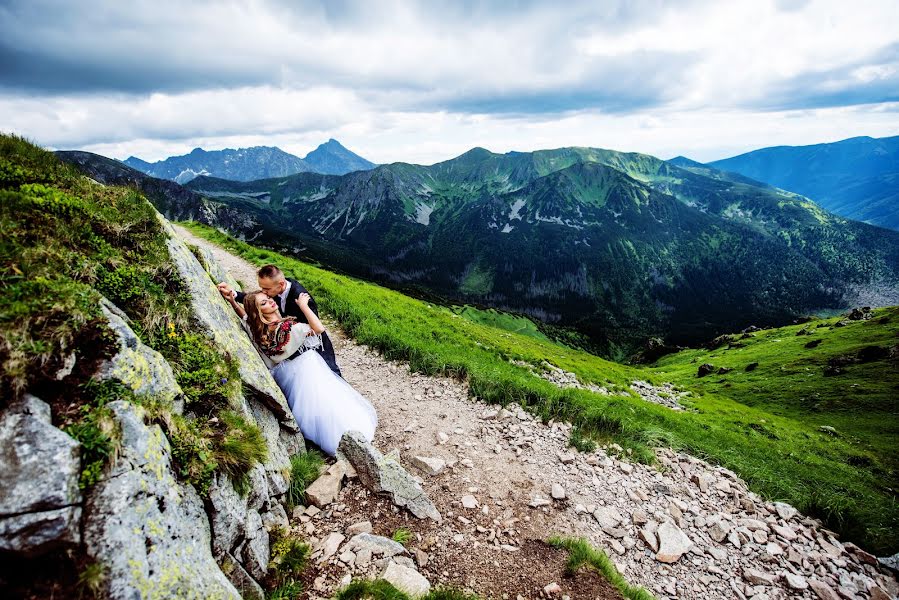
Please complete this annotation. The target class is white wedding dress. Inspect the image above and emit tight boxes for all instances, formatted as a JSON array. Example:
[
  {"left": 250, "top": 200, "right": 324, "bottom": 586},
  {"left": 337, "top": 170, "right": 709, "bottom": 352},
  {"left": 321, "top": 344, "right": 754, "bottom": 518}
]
[{"left": 263, "top": 320, "right": 377, "bottom": 456}]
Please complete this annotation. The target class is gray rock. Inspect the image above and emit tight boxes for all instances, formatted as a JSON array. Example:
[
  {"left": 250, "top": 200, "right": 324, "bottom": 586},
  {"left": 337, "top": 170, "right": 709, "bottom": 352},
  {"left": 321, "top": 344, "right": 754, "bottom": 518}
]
[
  {"left": 743, "top": 568, "right": 776, "bottom": 585},
  {"left": 382, "top": 561, "right": 431, "bottom": 597},
  {"left": 207, "top": 473, "right": 250, "bottom": 559},
  {"left": 246, "top": 465, "right": 270, "bottom": 512},
  {"left": 261, "top": 504, "right": 289, "bottom": 532},
  {"left": 639, "top": 527, "right": 659, "bottom": 553},
  {"left": 408, "top": 455, "right": 446, "bottom": 476},
  {"left": 97, "top": 300, "right": 184, "bottom": 412},
  {"left": 316, "top": 532, "right": 345, "bottom": 563},
  {"left": 878, "top": 552, "right": 899, "bottom": 574},
  {"left": 0, "top": 395, "right": 82, "bottom": 556},
  {"left": 708, "top": 520, "right": 731, "bottom": 543},
  {"left": 163, "top": 219, "right": 291, "bottom": 421},
  {"left": 240, "top": 510, "right": 270, "bottom": 580},
  {"left": 461, "top": 494, "right": 478, "bottom": 509},
  {"left": 220, "top": 552, "right": 265, "bottom": 600},
  {"left": 593, "top": 506, "right": 624, "bottom": 529},
  {"left": 551, "top": 484, "right": 566, "bottom": 500},
  {"left": 346, "top": 533, "right": 407, "bottom": 558},
  {"left": 773, "top": 501, "right": 798, "bottom": 521},
  {"left": 0, "top": 507, "right": 82, "bottom": 557},
  {"left": 338, "top": 431, "right": 441, "bottom": 521},
  {"left": 306, "top": 473, "right": 343, "bottom": 508},
  {"left": 784, "top": 573, "right": 809, "bottom": 590},
  {"left": 809, "top": 579, "right": 841, "bottom": 600},
  {"left": 655, "top": 520, "right": 692, "bottom": 563},
  {"left": 346, "top": 521, "right": 373, "bottom": 535},
  {"left": 245, "top": 395, "right": 293, "bottom": 473},
  {"left": 83, "top": 401, "right": 240, "bottom": 599}
]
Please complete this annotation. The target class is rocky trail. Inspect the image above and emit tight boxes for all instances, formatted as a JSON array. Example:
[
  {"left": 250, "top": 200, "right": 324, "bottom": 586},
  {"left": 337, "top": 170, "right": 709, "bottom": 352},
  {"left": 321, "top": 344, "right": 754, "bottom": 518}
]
[{"left": 174, "top": 226, "right": 899, "bottom": 600}]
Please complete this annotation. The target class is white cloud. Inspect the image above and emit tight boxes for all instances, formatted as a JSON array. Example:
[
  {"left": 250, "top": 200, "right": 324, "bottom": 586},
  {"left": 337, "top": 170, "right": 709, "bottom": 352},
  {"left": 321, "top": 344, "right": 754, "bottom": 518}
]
[{"left": 0, "top": 0, "right": 897, "bottom": 163}]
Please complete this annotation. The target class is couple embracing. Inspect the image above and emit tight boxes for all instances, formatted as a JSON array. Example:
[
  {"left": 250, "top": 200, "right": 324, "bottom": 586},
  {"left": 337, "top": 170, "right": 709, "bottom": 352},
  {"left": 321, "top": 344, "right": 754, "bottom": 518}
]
[{"left": 217, "top": 265, "right": 376, "bottom": 455}]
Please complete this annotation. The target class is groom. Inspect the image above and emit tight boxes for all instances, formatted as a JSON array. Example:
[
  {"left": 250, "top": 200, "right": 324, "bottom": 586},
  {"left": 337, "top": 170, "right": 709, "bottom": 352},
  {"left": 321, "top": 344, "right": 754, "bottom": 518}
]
[{"left": 217, "top": 264, "right": 342, "bottom": 376}]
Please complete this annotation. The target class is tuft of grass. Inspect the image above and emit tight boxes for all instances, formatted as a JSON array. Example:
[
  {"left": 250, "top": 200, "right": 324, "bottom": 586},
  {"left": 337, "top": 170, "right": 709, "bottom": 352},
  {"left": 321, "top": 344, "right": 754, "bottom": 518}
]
[
  {"left": 164, "top": 413, "right": 218, "bottom": 496},
  {"left": 76, "top": 562, "right": 105, "bottom": 599},
  {"left": 213, "top": 410, "right": 268, "bottom": 486},
  {"left": 285, "top": 451, "right": 325, "bottom": 509},
  {"left": 391, "top": 527, "right": 413, "bottom": 546},
  {"left": 549, "top": 537, "right": 654, "bottom": 600},
  {"left": 266, "top": 528, "right": 311, "bottom": 597},
  {"left": 569, "top": 426, "right": 597, "bottom": 453},
  {"left": 266, "top": 580, "right": 303, "bottom": 600},
  {"left": 335, "top": 580, "right": 481, "bottom": 600},
  {"left": 63, "top": 403, "right": 119, "bottom": 490}
]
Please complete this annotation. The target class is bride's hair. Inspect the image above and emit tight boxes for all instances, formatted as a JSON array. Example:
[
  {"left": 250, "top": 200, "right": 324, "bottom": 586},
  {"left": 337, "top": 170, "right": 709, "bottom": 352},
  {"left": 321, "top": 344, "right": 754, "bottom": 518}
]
[{"left": 243, "top": 290, "right": 286, "bottom": 343}]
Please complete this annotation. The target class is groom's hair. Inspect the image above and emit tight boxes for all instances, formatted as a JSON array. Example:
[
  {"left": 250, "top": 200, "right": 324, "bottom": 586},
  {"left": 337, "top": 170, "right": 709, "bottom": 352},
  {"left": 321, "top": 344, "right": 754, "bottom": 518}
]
[{"left": 257, "top": 264, "right": 284, "bottom": 281}]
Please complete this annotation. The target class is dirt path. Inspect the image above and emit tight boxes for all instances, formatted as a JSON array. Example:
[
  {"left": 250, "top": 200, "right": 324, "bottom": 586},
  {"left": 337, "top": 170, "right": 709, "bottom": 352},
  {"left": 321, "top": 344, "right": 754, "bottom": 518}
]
[{"left": 173, "top": 225, "right": 899, "bottom": 600}]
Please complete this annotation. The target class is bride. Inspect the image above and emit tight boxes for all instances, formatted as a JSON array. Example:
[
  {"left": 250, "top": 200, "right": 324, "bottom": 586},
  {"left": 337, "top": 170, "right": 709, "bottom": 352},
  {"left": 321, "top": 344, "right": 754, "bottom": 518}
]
[{"left": 230, "top": 289, "right": 377, "bottom": 456}]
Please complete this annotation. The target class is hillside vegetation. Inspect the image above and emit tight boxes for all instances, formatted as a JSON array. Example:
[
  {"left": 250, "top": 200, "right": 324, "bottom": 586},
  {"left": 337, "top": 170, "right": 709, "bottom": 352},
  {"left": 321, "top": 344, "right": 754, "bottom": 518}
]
[
  {"left": 61, "top": 146, "right": 899, "bottom": 359},
  {"left": 184, "top": 222, "right": 899, "bottom": 554}
]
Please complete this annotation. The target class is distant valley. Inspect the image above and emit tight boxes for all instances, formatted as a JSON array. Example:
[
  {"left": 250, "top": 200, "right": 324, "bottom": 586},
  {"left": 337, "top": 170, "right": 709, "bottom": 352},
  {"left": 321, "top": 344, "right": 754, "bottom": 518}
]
[
  {"left": 59, "top": 144, "right": 899, "bottom": 358},
  {"left": 124, "top": 138, "right": 375, "bottom": 183},
  {"left": 707, "top": 135, "right": 899, "bottom": 231}
]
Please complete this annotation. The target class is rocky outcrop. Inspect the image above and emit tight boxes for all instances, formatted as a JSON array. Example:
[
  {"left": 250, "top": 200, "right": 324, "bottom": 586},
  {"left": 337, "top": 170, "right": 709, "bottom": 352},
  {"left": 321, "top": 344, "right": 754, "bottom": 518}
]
[
  {"left": 0, "top": 395, "right": 82, "bottom": 557},
  {"left": 161, "top": 217, "right": 292, "bottom": 423},
  {"left": 97, "top": 299, "right": 184, "bottom": 412},
  {"left": 83, "top": 401, "right": 241, "bottom": 599},
  {"left": 338, "top": 431, "right": 441, "bottom": 522}
]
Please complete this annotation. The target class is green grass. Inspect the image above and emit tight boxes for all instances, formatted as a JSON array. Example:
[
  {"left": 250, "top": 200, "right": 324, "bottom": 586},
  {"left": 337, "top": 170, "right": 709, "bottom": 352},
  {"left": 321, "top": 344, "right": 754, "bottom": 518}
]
[
  {"left": 549, "top": 537, "right": 654, "bottom": 600},
  {"left": 285, "top": 451, "right": 325, "bottom": 509},
  {"left": 450, "top": 305, "right": 550, "bottom": 342},
  {"left": 391, "top": 527, "right": 413, "bottom": 546},
  {"left": 183, "top": 222, "right": 899, "bottom": 553},
  {"left": 75, "top": 562, "right": 105, "bottom": 599},
  {"left": 335, "top": 580, "right": 480, "bottom": 600}
]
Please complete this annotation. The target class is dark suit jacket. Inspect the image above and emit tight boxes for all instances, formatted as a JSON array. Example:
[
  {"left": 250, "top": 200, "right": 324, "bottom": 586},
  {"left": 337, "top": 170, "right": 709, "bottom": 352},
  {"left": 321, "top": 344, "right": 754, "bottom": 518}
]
[{"left": 236, "top": 278, "right": 342, "bottom": 376}]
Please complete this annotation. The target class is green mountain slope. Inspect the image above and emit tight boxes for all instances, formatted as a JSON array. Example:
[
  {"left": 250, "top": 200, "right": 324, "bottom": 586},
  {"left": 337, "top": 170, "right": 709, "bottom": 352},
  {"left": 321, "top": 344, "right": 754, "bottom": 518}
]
[
  {"left": 63, "top": 146, "right": 899, "bottom": 357},
  {"left": 709, "top": 135, "right": 899, "bottom": 231}
]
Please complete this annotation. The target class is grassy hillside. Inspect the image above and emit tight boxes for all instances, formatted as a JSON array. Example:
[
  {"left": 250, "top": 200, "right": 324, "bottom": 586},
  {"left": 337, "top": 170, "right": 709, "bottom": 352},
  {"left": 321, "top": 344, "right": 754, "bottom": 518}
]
[
  {"left": 0, "top": 134, "right": 268, "bottom": 506},
  {"left": 184, "top": 222, "right": 899, "bottom": 554}
]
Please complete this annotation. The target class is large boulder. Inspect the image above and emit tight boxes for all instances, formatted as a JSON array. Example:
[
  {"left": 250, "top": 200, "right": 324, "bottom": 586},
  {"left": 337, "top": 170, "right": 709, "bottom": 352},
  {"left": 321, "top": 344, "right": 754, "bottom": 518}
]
[
  {"left": 338, "top": 431, "right": 441, "bottom": 522},
  {"left": 83, "top": 401, "right": 240, "bottom": 599},
  {"left": 97, "top": 299, "right": 184, "bottom": 413},
  {"left": 0, "top": 395, "right": 82, "bottom": 557},
  {"left": 161, "top": 217, "right": 292, "bottom": 422}
]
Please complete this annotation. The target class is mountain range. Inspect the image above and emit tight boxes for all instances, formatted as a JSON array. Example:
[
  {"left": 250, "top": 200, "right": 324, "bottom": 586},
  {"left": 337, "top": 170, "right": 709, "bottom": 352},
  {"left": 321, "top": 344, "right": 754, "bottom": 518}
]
[
  {"left": 59, "top": 145, "right": 899, "bottom": 357},
  {"left": 707, "top": 135, "right": 899, "bottom": 231},
  {"left": 123, "top": 139, "right": 376, "bottom": 183}
]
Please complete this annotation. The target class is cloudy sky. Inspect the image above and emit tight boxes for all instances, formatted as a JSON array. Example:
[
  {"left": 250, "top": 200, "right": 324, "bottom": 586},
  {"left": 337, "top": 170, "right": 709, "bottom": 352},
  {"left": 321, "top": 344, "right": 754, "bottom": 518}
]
[{"left": 1, "top": 0, "right": 898, "bottom": 165}]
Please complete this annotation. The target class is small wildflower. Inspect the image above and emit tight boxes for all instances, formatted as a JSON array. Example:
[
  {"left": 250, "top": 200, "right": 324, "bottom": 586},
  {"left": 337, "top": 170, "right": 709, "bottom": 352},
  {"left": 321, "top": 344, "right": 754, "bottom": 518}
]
[{"left": 220, "top": 378, "right": 228, "bottom": 385}]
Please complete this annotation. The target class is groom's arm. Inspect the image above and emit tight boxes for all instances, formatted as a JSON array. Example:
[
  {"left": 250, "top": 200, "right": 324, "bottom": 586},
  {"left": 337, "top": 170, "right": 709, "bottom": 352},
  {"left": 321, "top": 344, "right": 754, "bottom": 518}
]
[{"left": 290, "top": 280, "right": 319, "bottom": 317}]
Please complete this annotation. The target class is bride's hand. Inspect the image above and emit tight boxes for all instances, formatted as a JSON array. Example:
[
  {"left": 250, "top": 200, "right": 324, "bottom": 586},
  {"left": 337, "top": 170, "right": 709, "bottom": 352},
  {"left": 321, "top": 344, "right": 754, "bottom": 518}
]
[{"left": 296, "top": 293, "right": 311, "bottom": 309}]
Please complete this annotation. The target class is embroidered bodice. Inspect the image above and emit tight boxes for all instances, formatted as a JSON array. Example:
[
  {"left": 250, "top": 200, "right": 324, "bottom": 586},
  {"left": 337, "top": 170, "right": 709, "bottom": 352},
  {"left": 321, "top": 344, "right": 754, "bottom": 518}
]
[{"left": 259, "top": 319, "right": 323, "bottom": 364}]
